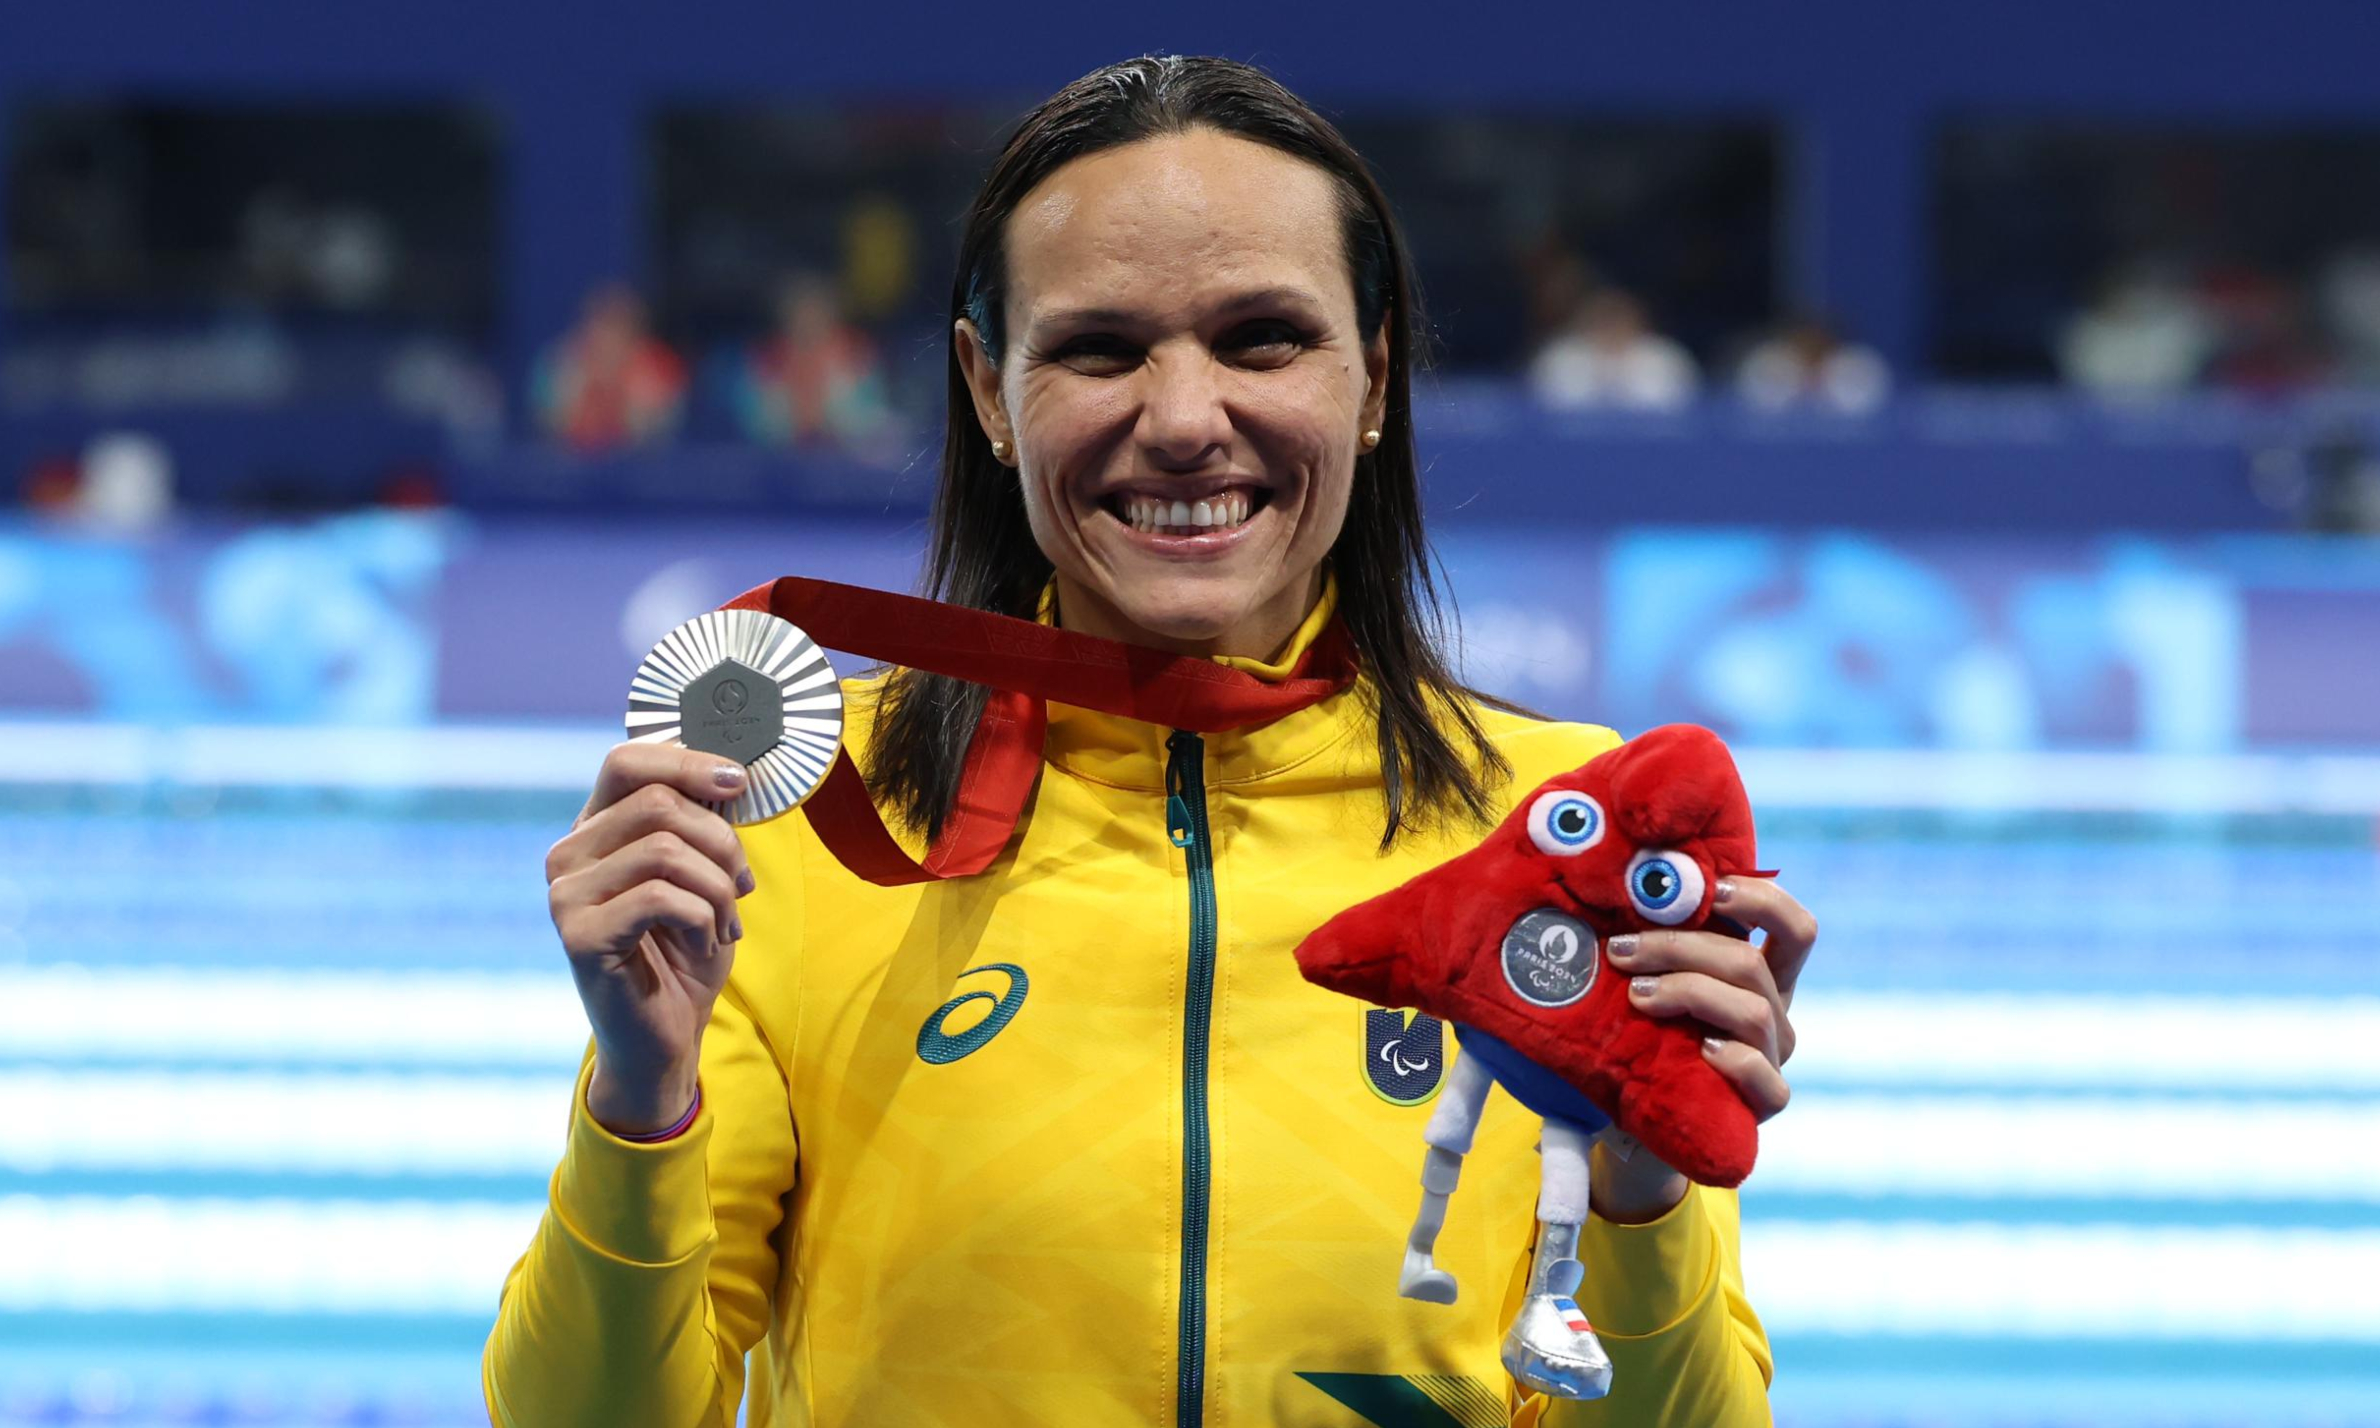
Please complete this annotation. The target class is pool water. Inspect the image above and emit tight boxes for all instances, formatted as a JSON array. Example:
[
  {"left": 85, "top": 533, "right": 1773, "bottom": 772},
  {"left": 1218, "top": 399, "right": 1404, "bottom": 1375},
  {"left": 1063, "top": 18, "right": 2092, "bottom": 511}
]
[{"left": 4, "top": 787, "right": 2375, "bottom": 1427}]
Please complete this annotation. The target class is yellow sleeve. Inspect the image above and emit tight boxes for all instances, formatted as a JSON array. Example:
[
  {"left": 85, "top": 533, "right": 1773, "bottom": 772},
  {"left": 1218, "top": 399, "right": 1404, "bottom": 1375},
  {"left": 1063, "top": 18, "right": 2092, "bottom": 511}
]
[
  {"left": 1508, "top": 1185, "right": 1774, "bottom": 1427},
  {"left": 481, "top": 961, "right": 799, "bottom": 1425}
]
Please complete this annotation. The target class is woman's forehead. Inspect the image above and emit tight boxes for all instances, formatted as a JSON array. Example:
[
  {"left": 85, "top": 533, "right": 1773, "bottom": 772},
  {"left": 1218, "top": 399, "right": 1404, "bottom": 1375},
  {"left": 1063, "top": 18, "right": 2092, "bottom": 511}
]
[{"left": 1005, "top": 130, "right": 1348, "bottom": 323}]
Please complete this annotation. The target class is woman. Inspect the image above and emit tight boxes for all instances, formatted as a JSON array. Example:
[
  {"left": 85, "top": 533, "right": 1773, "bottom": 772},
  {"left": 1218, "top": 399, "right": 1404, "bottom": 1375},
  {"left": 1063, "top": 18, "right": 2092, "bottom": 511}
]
[{"left": 488, "top": 55, "right": 1812, "bottom": 1427}]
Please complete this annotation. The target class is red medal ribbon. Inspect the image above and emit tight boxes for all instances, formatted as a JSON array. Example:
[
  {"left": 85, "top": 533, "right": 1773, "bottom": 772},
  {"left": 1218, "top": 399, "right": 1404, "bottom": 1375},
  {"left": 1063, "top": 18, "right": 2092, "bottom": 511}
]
[{"left": 722, "top": 575, "right": 1360, "bottom": 885}]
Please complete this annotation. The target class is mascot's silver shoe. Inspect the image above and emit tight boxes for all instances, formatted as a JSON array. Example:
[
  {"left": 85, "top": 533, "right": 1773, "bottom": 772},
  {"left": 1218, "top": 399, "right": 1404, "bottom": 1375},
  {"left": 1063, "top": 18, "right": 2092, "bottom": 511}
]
[{"left": 1499, "top": 1220, "right": 1613, "bottom": 1400}]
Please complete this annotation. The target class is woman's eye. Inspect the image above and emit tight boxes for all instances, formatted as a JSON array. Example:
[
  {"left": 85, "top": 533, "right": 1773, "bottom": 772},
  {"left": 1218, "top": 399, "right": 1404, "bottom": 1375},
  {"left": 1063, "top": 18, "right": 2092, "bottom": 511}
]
[
  {"left": 1625, "top": 848, "right": 1707, "bottom": 926},
  {"left": 1230, "top": 323, "right": 1304, "bottom": 361},
  {"left": 1057, "top": 338, "right": 1136, "bottom": 369},
  {"left": 1525, "top": 790, "right": 1606, "bottom": 856}
]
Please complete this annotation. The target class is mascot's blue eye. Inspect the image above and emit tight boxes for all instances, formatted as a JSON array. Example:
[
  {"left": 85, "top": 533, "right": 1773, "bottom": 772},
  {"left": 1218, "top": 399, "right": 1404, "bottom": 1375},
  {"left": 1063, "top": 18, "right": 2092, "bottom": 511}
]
[
  {"left": 1634, "top": 860, "right": 1681, "bottom": 907},
  {"left": 1625, "top": 848, "right": 1706, "bottom": 926},
  {"left": 1525, "top": 790, "right": 1606, "bottom": 856}
]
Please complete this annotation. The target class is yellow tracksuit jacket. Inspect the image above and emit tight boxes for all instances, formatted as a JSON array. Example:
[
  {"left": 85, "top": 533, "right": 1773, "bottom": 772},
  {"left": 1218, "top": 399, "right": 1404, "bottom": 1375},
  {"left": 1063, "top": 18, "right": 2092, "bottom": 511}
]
[{"left": 484, "top": 591, "right": 1772, "bottom": 1427}]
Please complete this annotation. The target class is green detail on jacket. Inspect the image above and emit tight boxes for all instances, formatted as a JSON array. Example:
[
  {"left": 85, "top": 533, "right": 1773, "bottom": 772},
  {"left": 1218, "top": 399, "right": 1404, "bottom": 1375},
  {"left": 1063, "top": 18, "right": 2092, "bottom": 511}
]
[
  {"left": 1296, "top": 1371, "right": 1511, "bottom": 1427},
  {"left": 1168, "top": 730, "right": 1219, "bottom": 1426}
]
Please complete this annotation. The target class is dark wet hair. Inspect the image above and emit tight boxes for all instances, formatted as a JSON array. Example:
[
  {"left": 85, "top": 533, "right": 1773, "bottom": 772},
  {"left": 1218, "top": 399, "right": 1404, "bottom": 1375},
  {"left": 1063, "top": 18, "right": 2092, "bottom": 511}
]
[{"left": 868, "top": 52, "right": 1514, "bottom": 851}]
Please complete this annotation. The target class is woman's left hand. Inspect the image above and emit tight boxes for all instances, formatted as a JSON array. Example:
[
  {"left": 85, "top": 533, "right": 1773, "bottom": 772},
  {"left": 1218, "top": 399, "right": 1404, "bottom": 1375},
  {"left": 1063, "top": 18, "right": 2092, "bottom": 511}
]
[{"left": 1590, "top": 876, "right": 1818, "bottom": 1221}]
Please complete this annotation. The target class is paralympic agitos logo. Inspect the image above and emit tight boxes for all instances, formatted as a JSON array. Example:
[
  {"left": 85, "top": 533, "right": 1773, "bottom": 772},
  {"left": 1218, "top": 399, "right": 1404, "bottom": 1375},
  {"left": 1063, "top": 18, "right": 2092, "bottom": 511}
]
[{"left": 1363, "top": 1008, "right": 1444, "bottom": 1105}]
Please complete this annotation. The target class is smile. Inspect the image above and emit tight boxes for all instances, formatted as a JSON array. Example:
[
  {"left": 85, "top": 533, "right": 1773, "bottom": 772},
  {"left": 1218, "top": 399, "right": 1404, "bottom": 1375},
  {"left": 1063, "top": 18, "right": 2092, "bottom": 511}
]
[{"left": 1107, "top": 488, "right": 1269, "bottom": 536}]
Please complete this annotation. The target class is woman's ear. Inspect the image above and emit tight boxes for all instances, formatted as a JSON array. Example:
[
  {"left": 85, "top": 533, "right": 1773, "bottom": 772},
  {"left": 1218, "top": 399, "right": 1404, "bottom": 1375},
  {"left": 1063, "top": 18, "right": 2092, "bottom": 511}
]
[
  {"left": 953, "top": 318, "right": 1016, "bottom": 465},
  {"left": 1359, "top": 310, "right": 1392, "bottom": 438}
]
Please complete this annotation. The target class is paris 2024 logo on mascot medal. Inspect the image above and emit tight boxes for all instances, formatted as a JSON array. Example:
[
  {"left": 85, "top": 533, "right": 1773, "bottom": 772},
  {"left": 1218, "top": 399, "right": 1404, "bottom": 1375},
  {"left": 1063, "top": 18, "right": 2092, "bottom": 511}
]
[{"left": 1500, "top": 908, "right": 1597, "bottom": 1009}]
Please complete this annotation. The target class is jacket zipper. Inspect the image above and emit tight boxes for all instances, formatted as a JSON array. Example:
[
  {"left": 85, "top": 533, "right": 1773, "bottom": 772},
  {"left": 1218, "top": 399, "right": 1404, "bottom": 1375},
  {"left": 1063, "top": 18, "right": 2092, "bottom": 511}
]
[{"left": 1164, "top": 730, "right": 1216, "bottom": 1427}]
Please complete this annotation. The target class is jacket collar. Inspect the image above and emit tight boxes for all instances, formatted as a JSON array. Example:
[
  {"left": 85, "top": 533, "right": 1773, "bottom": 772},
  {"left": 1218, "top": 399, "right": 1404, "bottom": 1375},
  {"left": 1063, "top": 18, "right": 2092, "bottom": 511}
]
[{"left": 1038, "top": 573, "right": 1368, "bottom": 793}]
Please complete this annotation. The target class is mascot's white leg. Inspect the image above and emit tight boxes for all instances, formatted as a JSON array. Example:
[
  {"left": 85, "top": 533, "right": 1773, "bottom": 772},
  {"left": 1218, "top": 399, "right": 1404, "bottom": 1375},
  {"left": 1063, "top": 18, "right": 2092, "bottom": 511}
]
[
  {"left": 1500, "top": 1116, "right": 1614, "bottom": 1400},
  {"left": 1398, "top": 1049, "right": 1494, "bottom": 1304}
]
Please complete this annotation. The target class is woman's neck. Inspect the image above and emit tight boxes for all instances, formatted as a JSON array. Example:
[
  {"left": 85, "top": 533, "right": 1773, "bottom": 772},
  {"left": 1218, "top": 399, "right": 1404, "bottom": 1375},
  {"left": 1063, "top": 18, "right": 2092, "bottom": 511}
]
[{"left": 1051, "top": 570, "right": 1324, "bottom": 663}]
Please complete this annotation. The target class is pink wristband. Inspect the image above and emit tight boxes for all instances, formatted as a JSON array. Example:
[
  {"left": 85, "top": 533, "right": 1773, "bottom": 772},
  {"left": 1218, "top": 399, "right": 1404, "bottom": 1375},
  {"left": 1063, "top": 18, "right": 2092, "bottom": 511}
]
[{"left": 611, "top": 1086, "right": 702, "bottom": 1143}]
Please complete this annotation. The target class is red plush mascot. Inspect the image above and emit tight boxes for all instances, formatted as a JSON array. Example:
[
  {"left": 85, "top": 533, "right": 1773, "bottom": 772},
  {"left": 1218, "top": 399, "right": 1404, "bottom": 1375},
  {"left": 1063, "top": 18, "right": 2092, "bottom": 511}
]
[{"left": 1293, "top": 723, "right": 1767, "bottom": 1400}]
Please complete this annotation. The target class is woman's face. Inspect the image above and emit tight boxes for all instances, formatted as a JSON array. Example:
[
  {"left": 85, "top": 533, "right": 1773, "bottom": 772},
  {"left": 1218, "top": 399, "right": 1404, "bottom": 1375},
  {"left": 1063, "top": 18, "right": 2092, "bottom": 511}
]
[{"left": 956, "top": 127, "right": 1391, "bottom": 659}]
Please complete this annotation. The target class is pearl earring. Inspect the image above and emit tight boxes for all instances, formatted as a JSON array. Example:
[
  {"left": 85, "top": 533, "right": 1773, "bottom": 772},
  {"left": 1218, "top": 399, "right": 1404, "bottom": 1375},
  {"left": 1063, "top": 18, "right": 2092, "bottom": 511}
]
[
  {"left": 1360, "top": 428, "right": 1382, "bottom": 450},
  {"left": 991, "top": 439, "right": 1010, "bottom": 460}
]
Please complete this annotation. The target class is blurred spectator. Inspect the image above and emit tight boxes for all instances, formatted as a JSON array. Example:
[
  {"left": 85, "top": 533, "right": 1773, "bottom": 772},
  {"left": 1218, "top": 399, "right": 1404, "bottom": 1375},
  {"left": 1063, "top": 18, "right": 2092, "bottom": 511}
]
[
  {"left": 2305, "top": 426, "right": 2380, "bottom": 533},
  {"left": 534, "top": 284, "right": 687, "bottom": 451},
  {"left": 1734, "top": 314, "right": 1891, "bottom": 414},
  {"left": 2318, "top": 246, "right": 2380, "bottom": 383},
  {"left": 836, "top": 195, "right": 923, "bottom": 323},
  {"left": 1528, "top": 289, "right": 1701, "bottom": 411},
  {"left": 2258, "top": 423, "right": 2380, "bottom": 534},
  {"left": 22, "top": 456, "right": 83, "bottom": 512},
  {"left": 1518, "top": 239, "right": 1598, "bottom": 355},
  {"left": 2197, "top": 266, "right": 2331, "bottom": 396},
  {"left": 237, "top": 185, "right": 399, "bottom": 311},
  {"left": 7, "top": 122, "right": 141, "bottom": 301},
  {"left": 80, "top": 434, "right": 176, "bottom": 530},
  {"left": 25, "top": 433, "right": 179, "bottom": 530},
  {"left": 385, "top": 341, "right": 506, "bottom": 444},
  {"left": 376, "top": 464, "right": 448, "bottom": 510},
  {"left": 734, "top": 273, "right": 895, "bottom": 449},
  {"left": 2055, "top": 262, "right": 2220, "bottom": 394}
]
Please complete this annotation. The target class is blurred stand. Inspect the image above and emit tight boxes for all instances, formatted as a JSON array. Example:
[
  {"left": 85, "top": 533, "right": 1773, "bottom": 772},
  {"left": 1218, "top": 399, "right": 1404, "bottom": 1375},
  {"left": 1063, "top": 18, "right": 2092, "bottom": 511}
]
[{"left": 15, "top": 105, "right": 2380, "bottom": 524}]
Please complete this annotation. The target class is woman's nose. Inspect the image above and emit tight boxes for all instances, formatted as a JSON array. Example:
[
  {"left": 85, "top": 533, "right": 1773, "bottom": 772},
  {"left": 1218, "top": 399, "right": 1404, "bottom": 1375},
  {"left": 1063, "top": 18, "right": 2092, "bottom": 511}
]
[{"left": 1134, "top": 349, "right": 1233, "bottom": 467}]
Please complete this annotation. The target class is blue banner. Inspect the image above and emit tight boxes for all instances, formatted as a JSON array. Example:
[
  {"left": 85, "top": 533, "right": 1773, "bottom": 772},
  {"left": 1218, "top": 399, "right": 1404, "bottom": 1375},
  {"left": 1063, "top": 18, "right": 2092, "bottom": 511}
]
[{"left": 8, "top": 513, "right": 2378, "bottom": 752}]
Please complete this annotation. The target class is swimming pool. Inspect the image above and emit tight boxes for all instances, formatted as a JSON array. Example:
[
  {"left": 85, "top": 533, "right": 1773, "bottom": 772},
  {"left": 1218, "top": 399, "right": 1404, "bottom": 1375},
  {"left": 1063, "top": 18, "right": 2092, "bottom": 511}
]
[{"left": 5, "top": 737, "right": 2375, "bottom": 1427}]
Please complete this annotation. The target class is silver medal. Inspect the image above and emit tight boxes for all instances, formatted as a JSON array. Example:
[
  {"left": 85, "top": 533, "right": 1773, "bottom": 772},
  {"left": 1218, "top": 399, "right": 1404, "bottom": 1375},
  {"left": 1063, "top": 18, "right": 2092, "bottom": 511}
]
[{"left": 625, "top": 608, "right": 843, "bottom": 825}]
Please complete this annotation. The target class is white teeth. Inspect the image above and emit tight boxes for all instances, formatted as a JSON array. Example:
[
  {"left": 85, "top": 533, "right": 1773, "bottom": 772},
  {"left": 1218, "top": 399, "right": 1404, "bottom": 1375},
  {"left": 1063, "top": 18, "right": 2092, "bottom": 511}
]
[{"left": 1115, "top": 490, "right": 1258, "bottom": 535}]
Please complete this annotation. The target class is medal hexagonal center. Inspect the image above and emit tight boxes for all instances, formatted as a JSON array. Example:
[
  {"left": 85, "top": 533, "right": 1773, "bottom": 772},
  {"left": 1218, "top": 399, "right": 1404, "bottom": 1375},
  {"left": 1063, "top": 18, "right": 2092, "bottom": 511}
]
[{"left": 679, "top": 658, "right": 783, "bottom": 761}]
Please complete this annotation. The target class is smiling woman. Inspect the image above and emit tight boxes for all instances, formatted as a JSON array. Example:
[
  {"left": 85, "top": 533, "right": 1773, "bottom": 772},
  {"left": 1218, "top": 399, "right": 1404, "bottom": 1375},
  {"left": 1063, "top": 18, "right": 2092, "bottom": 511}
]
[{"left": 491, "top": 52, "right": 1803, "bottom": 1428}]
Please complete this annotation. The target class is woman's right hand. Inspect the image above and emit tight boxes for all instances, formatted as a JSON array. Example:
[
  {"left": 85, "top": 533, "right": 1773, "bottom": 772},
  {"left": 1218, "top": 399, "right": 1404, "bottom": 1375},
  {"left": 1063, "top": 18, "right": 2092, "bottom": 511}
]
[{"left": 546, "top": 743, "right": 758, "bottom": 1135}]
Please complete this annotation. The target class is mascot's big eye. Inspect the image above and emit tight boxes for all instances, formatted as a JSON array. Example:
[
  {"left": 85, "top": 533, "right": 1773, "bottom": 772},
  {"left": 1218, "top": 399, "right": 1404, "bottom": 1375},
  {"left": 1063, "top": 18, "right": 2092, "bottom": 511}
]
[
  {"left": 1626, "top": 848, "right": 1707, "bottom": 925},
  {"left": 1525, "top": 790, "right": 1607, "bottom": 856}
]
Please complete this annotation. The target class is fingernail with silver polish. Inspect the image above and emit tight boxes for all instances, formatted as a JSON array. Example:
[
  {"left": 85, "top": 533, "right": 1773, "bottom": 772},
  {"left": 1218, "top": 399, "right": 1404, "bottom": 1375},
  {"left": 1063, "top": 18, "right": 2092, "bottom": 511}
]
[
  {"left": 1714, "top": 877, "right": 1737, "bottom": 904},
  {"left": 1607, "top": 933, "right": 1638, "bottom": 963},
  {"left": 1631, "top": 975, "right": 1658, "bottom": 999},
  {"left": 714, "top": 764, "right": 748, "bottom": 791}
]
